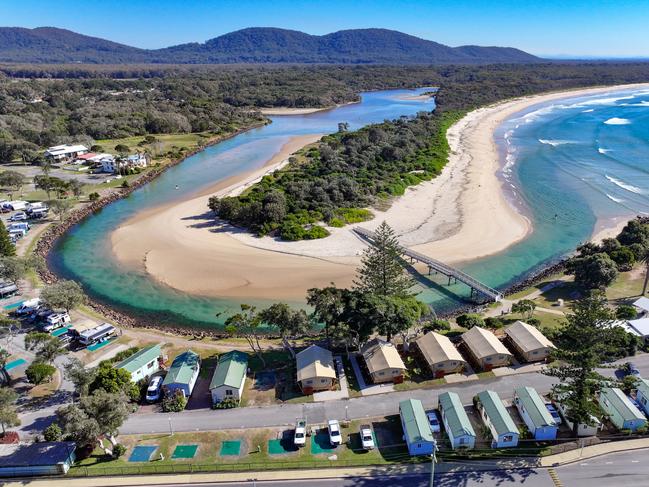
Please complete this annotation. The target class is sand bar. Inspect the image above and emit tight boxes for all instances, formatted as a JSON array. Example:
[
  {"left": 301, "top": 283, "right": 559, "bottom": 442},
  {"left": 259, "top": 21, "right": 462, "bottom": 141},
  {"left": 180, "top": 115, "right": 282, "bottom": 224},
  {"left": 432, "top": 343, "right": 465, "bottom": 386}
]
[{"left": 111, "top": 83, "right": 649, "bottom": 301}]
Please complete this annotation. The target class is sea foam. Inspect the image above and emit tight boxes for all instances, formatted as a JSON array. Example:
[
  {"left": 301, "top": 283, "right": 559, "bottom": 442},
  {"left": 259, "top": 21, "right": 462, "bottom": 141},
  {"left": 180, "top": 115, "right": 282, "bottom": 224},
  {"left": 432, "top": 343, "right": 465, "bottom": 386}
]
[
  {"left": 538, "top": 139, "right": 574, "bottom": 147},
  {"left": 604, "top": 117, "right": 631, "bottom": 125},
  {"left": 598, "top": 148, "right": 611, "bottom": 154},
  {"left": 606, "top": 194, "right": 625, "bottom": 203},
  {"left": 605, "top": 175, "right": 644, "bottom": 194}
]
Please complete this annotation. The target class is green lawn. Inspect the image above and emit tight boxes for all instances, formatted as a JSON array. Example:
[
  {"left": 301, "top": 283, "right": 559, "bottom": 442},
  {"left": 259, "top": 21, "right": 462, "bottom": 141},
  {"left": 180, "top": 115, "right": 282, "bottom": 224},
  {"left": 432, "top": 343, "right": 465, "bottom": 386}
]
[{"left": 95, "top": 133, "right": 213, "bottom": 157}]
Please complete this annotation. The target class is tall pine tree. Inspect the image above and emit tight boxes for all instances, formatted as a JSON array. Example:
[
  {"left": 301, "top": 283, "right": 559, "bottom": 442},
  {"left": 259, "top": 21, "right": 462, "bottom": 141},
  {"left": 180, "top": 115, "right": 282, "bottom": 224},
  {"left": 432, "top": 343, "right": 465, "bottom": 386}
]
[
  {"left": 354, "top": 221, "right": 412, "bottom": 297},
  {"left": 0, "top": 221, "right": 15, "bottom": 257}
]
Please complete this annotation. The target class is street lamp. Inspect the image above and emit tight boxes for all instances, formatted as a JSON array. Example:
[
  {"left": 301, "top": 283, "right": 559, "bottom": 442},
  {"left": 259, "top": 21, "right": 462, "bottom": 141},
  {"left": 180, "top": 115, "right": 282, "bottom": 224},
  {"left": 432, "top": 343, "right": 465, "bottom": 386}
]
[
  {"left": 345, "top": 405, "right": 349, "bottom": 421},
  {"left": 429, "top": 448, "right": 436, "bottom": 487},
  {"left": 168, "top": 416, "right": 174, "bottom": 436}
]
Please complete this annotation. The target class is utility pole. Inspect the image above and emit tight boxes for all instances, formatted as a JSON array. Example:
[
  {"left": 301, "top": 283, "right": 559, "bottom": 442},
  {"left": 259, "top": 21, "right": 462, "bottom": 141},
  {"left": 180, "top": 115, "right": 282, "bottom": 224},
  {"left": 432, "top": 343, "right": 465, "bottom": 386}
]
[
  {"left": 429, "top": 449, "right": 436, "bottom": 487},
  {"left": 168, "top": 416, "right": 174, "bottom": 436}
]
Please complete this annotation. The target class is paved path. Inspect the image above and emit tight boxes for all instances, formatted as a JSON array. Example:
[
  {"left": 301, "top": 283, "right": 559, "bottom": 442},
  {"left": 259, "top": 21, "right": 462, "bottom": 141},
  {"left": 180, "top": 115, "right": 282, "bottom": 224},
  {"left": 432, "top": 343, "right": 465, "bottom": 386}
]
[
  {"left": 314, "top": 356, "right": 349, "bottom": 401},
  {"left": 349, "top": 354, "right": 394, "bottom": 396}
]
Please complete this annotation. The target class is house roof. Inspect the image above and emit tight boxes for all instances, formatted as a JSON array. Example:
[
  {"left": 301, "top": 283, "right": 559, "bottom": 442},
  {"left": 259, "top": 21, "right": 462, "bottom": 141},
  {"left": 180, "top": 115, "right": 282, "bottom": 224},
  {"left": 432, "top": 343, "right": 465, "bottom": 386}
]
[
  {"left": 115, "top": 345, "right": 161, "bottom": 374},
  {"left": 477, "top": 390, "right": 518, "bottom": 437},
  {"left": 439, "top": 391, "right": 476, "bottom": 439},
  {"left": 637, "top": 378, "right": 649, "bottom": 399},
  {"left": 462, "top": 327, "right": 512, "bottom": 359},
  {"left": 505, "top": 321, "right": 555, "bottom": 353},
  {"left": 0, "top": 442, "right": 76, "bottom": 467},
  {"left": 416, "top": 331, "right": 465, "bottom": 366},
  {"left": 44, "top": 144, "right": 88, "bottom": 156},
  {"left": 76, "top": 152, "right": 97, "bottom": 160},
  {"left": 627, "top": 318, "right": 649, "bottom": 337},
  {"left": 612, "top": 320, "right": 643, "bottom": 337},
  {"left": 633, "top": 296, "right": 649, "bottom": 313},
  {"left": 514, "top": 386, "right": 555, "bottom": 428},
  {"left": 361, "top": 338, "right": 405, "bottom": 374},
  {"left": 162, "top": 350, "right": 200, "bottom": 386},
  {"left": 296, "top": 345, "right": 336, "bottom": 382},
  {"left": 599, "top": 387, "right": 646, "bottom": 421},
  {"left": 210, "top": 350, "right": 248, "bottom": 390},
  {"left": 399, "top": 398, "right": 434, "bottom": 444}
]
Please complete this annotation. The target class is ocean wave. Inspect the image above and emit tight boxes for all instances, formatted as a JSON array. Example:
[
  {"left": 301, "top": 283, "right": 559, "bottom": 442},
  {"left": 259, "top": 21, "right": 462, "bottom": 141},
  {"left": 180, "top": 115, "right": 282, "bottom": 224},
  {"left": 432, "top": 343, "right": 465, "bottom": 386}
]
[
  {"left": 606, "top": 194, "right": 625, "bottom": 203},
  {"left": 582, "top": 109, "right": 595, "bottom": 113},
  {"left": 598, "top": 147, "right": 611, "bottom": 154},
  {"left": 604, "top": 117, "right": 631, "bottom": 125},
  {"left": 623, "top": 100, "right": 649, "bottom": 107},
  {"left": 538, "top": 139, "right": 575, "bottom": 147},
  {"left": 575, "top": 94, "right": 636, "bottom": 107},
  {"left": 605, "top": 174, "right": 644, "bottom": 194}
]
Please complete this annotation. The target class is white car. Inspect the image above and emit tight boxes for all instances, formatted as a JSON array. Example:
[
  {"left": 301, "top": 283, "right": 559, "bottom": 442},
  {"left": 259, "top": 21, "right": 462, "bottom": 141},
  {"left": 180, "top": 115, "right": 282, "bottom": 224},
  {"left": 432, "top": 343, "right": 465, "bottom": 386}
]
[
  {"left": 9, "top": 212, "right": 27, "bottom": 221},
  {"left": 294, "top": 419, "right": 307, "bottom": 447},
  {"left": 15, "top": 298, "right": 41, "bottom": 316},
  {"left": 8, "top": 229, "right": 25, "bottom": 240},
  {"left": 327, "top": 419, "right": 342, "bottom": 447},
  {"left": 8, "top": 222, "right": 30, "bottom": 233},
  {"left": 427, "top": 410, "right": 441, "bottom": 433},
  {"left": 360, "top": 424, "right": 375, "bottom": 450},
  {"left": 145, "top": 376, "right": 163, "bottom": 402}
]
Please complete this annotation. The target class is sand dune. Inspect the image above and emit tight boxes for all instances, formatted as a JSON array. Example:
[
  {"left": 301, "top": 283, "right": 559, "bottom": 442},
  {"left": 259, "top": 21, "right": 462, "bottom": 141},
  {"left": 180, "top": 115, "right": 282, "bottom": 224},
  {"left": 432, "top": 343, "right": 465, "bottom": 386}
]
[{"left": 111, "top": 83, "right": 649, "bottom": 300}]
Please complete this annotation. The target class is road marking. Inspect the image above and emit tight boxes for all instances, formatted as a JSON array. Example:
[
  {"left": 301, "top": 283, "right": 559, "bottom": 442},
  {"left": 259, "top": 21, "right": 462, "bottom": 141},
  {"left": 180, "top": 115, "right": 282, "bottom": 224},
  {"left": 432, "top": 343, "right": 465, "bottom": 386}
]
[
  {"left": 632, "top": 460, "right": 640, "bottom": 463},
  {"left": 548, "top": 467, "right": 563, "bottom": 487},
  {"left": 580, "top": 463, "right": 589, "bottom": 466},
  {"left": 605, "top": 461, "right": 613, "bottom": 464}
]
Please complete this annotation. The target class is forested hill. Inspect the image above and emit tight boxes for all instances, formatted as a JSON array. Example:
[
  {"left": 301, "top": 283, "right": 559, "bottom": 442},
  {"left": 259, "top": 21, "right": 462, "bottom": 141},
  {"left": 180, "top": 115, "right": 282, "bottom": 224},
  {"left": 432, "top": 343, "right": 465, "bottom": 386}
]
[{"left": 0, "top": 26, "right": 539, "bottom": 64}]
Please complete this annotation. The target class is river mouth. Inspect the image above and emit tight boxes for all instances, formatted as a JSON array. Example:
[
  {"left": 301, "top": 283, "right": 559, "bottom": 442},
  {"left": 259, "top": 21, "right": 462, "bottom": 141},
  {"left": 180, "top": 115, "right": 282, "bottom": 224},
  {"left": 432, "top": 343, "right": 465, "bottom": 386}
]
[{"left": 49, "top": 85, "right": 649, "bottom": 329}]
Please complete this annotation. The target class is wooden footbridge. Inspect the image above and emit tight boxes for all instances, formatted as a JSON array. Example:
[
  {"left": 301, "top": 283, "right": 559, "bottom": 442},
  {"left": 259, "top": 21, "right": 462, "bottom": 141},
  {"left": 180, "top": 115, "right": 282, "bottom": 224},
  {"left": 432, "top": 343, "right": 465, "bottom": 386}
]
[{"left": 353, "top": 227, "right": 503, "bottom": 303}]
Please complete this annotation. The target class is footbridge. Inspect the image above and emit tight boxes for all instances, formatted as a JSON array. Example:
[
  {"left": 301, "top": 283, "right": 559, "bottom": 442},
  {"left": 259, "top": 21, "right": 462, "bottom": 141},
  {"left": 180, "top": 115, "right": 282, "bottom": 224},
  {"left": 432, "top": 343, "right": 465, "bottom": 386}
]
[{"left": 353, "top": 227, "right": 503, "bottom": 303}]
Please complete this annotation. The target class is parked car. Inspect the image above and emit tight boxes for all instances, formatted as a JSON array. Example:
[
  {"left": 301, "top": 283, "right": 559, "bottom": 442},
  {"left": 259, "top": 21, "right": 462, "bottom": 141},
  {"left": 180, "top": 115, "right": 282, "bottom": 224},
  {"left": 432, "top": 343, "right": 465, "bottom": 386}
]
[
  {"left": 8, "top": 229, "right": 26, "bottom": 240},
  {"left": 427, "top": 410, "right": 441, "bottom": 433},
  {"left": 30, "top": 308, "right": 54, "bottom": 324},
  {"left": 545, "top": 403, "right": 562, "bottom": 425},
  {"left": 28, "top": 208, "right": 48, "bottom": 219},
  {"left": 14, "top": 298, "right": 41, "bottom": 316},
  {"left": 294, "top": 419, "right": 307, "bottom": 447},
  {"left": 145, "top": 376, "right": 163, "bottom": 402},
  {"left": 328, "top": 419, "right": 342, "bottom": 446},
  {"left": 8, "top": 222, "right": 30, "bottom": 233},
  {"left": 627, "top": 362, "right": 641, "bottom": 377},
  {"left": 9, "top": 212, "right": 27, "bottom": 222},
  {"left": 43, "top": 312, "right": 71, "bottom": 332},
  {"left": 360, "top": 424, "right": 375, "bottom": 450}
]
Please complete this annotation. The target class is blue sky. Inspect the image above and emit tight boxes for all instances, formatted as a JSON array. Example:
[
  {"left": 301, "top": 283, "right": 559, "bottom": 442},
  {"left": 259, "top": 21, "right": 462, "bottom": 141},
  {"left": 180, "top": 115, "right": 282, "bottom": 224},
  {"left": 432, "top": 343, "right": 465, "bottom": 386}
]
[{"left": 2, "top": 0, "right": 648, "bottom": 57}]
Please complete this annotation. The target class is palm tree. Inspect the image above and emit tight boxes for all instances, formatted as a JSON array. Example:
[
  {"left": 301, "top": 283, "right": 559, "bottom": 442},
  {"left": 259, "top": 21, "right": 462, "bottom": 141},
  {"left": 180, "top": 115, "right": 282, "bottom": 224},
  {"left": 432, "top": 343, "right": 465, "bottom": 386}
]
[{"left": 642, "top": 249, "right": 649, "bottom": 295}]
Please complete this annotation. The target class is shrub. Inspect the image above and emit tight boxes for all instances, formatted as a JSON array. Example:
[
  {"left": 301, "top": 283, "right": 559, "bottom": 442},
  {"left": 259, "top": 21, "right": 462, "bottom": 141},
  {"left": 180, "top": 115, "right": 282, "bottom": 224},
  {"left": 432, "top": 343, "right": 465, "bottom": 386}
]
[
  {"left": 162, "top": 390, "right": 187, "bottom": 412},
  {"left": 526, "top": 318, "right": 541, "bottom": 328},
  {"left": 120, "top": 180, "right": 130, "bottom": 189},
  {"left": 25, "top": 362, "right": 56, "bottom": 385},
  {"left": 484, "top": 317, "right": 505, "bottom": 329},
  {"left": 88, "top": 192, "right": 100, "bottom": 202},
  {"left": 616, "top": 304, "right": 638, "bottom": 320},
  {"left": 456, "top": 313, "right": 485, "bottom": 330},
  {"left": 422, "top": 319, "right": 451, "bottom": 333},
  {"left": 43, "top": 423, "right": 62, "bottom": 442},
  {"left": 113, "top": 443, "right": 127, "bottom": 458},
  {"left": 211, "top": 397, "right": 239, "bottom": 409}
]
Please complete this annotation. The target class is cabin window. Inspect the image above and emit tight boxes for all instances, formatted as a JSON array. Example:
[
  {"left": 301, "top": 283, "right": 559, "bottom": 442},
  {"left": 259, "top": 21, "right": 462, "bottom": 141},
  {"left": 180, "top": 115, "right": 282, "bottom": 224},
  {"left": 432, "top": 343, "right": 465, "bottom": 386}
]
[
  {"left": 147, "top": 361, "right": 154, "bottom": 369},
  {"left": 320, "top": 379, "right": 327, "bottom": 384},
  {"left": 305, "top": 379, "right": 313, "bottom": 385},
  {"left": 437, "top": 363, "right": 444, "bottom": 368},
  {"left": 532, "top": 351, "right": 538, "bottom": 355},
  {"left": 225, "top": 389, "right": 233, "bottom": 396},
  {"left": 416, "top": 443, "right": 422, "bottom": 448},
  {"left": 485, "top": 357, "right": 492, "bottom": 362},
  {"left": 459, "top": 437, "right": 466, "bottom": 444},
  {"left": 378, "top": 372, "right": 385, "bottom": 376},
  {"left": 642, "top": 397, "right": 647, "bottom": 406},
  {"left": 503, "top": 435, "right": 513, "bottom": 442}
]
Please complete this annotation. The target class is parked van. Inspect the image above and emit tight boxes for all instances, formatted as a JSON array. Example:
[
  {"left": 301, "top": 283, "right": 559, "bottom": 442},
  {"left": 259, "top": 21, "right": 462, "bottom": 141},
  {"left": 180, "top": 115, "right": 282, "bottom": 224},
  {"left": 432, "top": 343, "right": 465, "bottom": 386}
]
[
  {"left": 29, "top": 208, "right": 48, "bottom": 219},
  {"left": 8, "top": 222, "right": 30, "bottom": 233},
  {"left": 14, "top": 298, "right": 41, "bottom": 316},
  {"left": 78, "top": 323, "right": 116, "bottom": 346},
  {"left": 43, "top": 312, "right": 71, "bottom": 332},
  {"left": 8, "top": 229, "right": 25, "bottom": 240},
  {"left": 4, "top": 201, "right": 28, "bottom": 211},
  {"left": 27, "top": 202, "right": 47, "bottom": 212}
]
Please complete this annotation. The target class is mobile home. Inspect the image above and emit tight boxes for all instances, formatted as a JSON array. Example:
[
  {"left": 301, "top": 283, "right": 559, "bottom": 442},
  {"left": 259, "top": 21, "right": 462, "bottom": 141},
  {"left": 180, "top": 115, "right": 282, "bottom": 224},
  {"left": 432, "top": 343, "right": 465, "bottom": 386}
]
[
  {"left": 635, "top": 378, "right": 649, "bottom": 416},
  {"left": 513, "top": 387, "right": 557, "bottom": 440},
  {"left": 399, "top": 398, "right": 436, "bottom": 456},
  {"left": 162, "top": 350, "right": 201, "bottom": 398},
  {"left": 209, "top": 350, "right": 248, "bottom": 405},
  {"left": 598, "top": 387, "right": 647, "bottom": 432},
  {"left": 438, "top": 391, "right": 476, "bottom": 450},
  {"left": 476, "top": 390, "right": 519, "bottom": 448},
  {"left": 115, "top": 344, "right": 162, "bottom": 383},
  {"left": 0, "top": 442, "right": 76, "bottom": 477},
  {"left": 78, "top": 323, "right": 116, "bottom": 347}
]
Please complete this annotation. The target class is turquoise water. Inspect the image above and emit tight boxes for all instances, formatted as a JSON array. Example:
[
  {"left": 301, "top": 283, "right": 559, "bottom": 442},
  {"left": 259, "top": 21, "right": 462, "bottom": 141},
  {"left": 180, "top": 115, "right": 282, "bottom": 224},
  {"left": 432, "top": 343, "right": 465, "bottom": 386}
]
[
  {"left": 52, "top": 86, "right": 649, "bottom": 324},
  {"left": 50, "top": 89, "right": 436, "bottom": 327}
]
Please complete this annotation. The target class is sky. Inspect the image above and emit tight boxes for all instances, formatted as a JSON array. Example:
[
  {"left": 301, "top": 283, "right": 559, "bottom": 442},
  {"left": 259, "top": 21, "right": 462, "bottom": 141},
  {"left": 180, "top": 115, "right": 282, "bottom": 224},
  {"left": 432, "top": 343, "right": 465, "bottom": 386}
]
[{"left": 2, "top": 0, "right": 649, "bottom": 58}]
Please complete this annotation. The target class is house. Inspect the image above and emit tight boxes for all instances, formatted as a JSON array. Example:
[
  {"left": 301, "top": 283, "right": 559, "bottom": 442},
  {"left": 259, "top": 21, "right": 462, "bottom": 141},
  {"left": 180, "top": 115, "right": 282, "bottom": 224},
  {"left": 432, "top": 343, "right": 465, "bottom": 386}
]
[
  {"left": 44, "top": 144, "right": 88, "bottom": 162},
  {"left": 399, "top": 398, "right": 436, "bottom": 456},
  {"left": 415, "top": 331, "right": 466, "bottom": 378},
  {"left": 625, "top": 318, "right": 649, "bottom": 342},
  {"left": 438, "top": 391, "right": 476, "bottom": 450},
  {"left": 209, "top": 350, "right": 248, "bottom": 405},
  {"left": 555, "top": 399, "right": 602, "bottom": 437},
  {"left": 635, "top": 378, "right": 649, "bottom": 416},
  {"left": 504, "top": 321, "right": 555, "bottom": 362},
  {"left": 462, "top": 327, "right": 512, "bottom": 371},
  {"left": 102, "top": 153, "right": 148, "bottom": 174},
  {"left": 0, "top": 442, "right": 76, "bottom": 477},
  {"left": 475, "top": 390, "right": 519, "bottom": 448},
  {"left": 100, "top": 155, "right": 117, "bottom": 173},
  {"left": 598, "top": 387, "right": 647, "bottom": 432},
  {"left": 633, "top": 296, "right": 649, "bottom": 316},
  {"left": 162, "top": 350, "right": 201, "bottom": 398},
  {"left": 115, "top": 344, "right": 162, "bottom": 383},
  {"left": 513, "top": 386, "right": 558, "bottom": 440},
  {"left": 73, "top": 152, "right": 97, "bottom": 164},
  {"left": 296, "top": 345, "right": 336, "bottom": 394},
  {"left": 361, "top": 338, "right": 406, "bottom": 384}
]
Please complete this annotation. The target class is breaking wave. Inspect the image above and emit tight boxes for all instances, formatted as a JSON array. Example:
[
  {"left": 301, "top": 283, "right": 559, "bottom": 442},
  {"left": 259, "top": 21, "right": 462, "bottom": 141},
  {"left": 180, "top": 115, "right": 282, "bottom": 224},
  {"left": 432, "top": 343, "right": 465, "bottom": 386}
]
[
  {"left": 605, "top": 174, "right": 644, "bottom": 194},
  {"left": 604, "top": 117, "right": 631, "bottom": 125}
]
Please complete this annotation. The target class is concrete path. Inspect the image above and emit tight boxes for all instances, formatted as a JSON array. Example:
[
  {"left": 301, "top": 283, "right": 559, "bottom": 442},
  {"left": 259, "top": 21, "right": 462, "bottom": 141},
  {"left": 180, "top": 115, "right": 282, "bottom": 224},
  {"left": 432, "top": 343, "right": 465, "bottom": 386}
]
[
  {"left": 349, "top": 354, "right": 394, "bottom": 396},
  {"left": 313, "top": 356, "right": 349, "bottom": 401},
  {"left": 85, "top": 344, "right": 130, "bottom": 368}
]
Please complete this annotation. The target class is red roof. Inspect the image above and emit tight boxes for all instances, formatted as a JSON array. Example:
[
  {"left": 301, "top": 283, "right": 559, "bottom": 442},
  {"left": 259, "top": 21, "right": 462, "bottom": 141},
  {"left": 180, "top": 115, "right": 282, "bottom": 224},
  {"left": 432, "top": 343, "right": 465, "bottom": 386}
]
[{"left": 76, "top": 153, "right": 97, "bottom": 160}]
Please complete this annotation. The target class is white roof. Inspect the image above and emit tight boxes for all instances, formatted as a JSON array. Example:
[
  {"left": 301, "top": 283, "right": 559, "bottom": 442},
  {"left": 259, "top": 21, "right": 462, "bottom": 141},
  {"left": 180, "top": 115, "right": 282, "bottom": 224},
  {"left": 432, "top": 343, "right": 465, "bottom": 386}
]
[
  {"left": 634, "top": 297, "right": 649, "bottom": 313},
  {"left": 416, "top": 331, "right": 465, "bottom": 365},
  {"left": 627, "top": 318, "right": 649, "bottom": 337},
  {"left": 45, "top": 144, "right": 88, "bottom": 156},
  {"left": 505, "top": 321, "right": 555, "bottom": 353},
  {"left": 612, "top": 320, "right": 642, "bottom": 337},
  {"left": 462, "top": 327, "right": 512, "bottom": 359}
]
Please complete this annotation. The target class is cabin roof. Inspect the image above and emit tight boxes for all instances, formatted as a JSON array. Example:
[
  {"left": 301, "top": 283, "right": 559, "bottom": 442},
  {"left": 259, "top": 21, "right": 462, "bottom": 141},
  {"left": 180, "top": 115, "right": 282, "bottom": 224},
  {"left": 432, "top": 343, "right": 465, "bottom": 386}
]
[
  {"left": 416, "top": 331, "right": 465, "bottom": 365},
  {"left": 296, "top": 345, "right": 336, "bottom": 382},
  {"left": 361, "top": 338, "right": 405, "bottom": 374},
  {"left": 462, "top": 327, "right": 511, "bottom": 359},
  {"left": 210, "top": 350, "right": 248, "bottom": 390},
  {"left": 505, "top": 321, "right": 555, "bottom": 353}
]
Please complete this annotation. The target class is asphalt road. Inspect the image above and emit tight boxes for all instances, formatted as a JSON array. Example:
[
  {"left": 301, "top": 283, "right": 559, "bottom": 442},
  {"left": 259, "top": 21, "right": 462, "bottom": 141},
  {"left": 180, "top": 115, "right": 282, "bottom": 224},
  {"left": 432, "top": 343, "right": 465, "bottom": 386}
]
[
  {"left": 120, "top": 352, "right": 649, "bottom": 435},
  {"left": 135, "top": 449, "right": 649, "bottom": 486}
]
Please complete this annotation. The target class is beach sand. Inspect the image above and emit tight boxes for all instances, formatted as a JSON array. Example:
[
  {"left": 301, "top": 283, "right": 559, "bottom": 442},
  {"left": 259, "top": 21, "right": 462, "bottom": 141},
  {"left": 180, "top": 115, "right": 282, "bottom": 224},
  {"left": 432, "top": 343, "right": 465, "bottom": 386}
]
[
  {"left": 259, "top": 107, "right": 329, "bottom": 115},
  {"left": 111, "top": 83, "right": 649, "bottom": 301}
]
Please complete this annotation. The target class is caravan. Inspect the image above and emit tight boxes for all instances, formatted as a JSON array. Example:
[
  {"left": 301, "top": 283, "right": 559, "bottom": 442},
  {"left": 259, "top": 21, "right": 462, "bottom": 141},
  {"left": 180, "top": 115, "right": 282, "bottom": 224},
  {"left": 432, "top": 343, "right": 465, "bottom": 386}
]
[{"left": 78, "top": 323, "right": 116, "bottom": 347}]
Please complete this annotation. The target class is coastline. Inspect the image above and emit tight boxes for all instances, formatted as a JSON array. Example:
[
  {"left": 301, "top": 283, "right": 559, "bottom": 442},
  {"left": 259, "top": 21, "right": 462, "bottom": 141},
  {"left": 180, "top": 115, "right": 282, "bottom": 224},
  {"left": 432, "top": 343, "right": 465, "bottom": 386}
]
[{"left": 107, "top": 83, "right": 649, "bottom": 302}]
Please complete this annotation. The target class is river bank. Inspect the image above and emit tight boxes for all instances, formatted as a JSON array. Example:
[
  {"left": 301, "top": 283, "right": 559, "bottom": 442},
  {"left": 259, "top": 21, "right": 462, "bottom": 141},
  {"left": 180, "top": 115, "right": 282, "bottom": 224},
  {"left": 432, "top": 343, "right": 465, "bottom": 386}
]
[{"left": 107, "top": 84, "right": 649, "bottom": 302}]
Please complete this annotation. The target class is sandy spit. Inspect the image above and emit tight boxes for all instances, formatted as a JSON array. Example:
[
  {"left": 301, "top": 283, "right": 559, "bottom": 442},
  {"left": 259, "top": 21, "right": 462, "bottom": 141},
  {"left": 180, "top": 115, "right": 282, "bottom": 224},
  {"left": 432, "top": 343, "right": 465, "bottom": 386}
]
[{"left": 111, "top": 83, "right": 649, "bottom": 301}]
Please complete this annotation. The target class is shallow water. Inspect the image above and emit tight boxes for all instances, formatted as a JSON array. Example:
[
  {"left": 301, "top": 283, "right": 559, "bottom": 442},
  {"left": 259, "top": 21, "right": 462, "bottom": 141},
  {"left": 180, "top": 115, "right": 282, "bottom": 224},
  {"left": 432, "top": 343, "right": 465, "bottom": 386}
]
[{"left": 52, "top": 86, "right": 649, "bottom": 325}]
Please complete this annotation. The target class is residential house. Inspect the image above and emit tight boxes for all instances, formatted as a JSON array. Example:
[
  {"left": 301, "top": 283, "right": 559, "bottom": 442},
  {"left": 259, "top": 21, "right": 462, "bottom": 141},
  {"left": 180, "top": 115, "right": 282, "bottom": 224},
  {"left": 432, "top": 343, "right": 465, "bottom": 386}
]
[
  {"left": 100, "top": 155, "right": 117, "bottom": 173},
  {"left": 115, "top": 344, "right": 162, "bottom": 383},
  {"left": 399, "top": 398, "right": 436, "bottom": 456},
  {"left": 209, "top": 350, "right": 248, "bottom": 405},
  {"left": 633, "top": 296, "right": 649, "bottom": 316},
  {"left": 438, "top": 391, "right": 476, "bottom": 450},
  {"left": 296, "top": 345, "right": 336, "bottom": 394},
  {"left": 625, "top": 318, "right": 649, "bottom": 343},
  {"left": 162, "top": 350, "right": 201, "bottom": 398},
  {"left": 635, "top": 378, "right": 649, "bottom": 417},
  {"left": 598, "top": 387, "right": 647, "bottom": 432},
  {"left": 513, "top": 386, "right": 558, "bottom": 440},
  {"left": 476, "top": 390, "right": 519, "bottom": 448},
  {"left": 504, "top": 321, "right": 555, "bottom": 362},
  {"left": 555, "top": 399, "right": 602, "bottom": 437},
  {"left": 102, "top": 153, "right": 148, "bottom": 174},
  {"left": 361, "top": 338, "right": 406, "bottom": 384},
  {"left": 415, "top": 331, "right": 466, "bottom": 378},
  {"left": 462, "top": 327, "right": 512, "bottom": 371},
  {"left": 0, "top": 442, "right": 76, "bottom": 477},
  {"left": 44, "top": 144, "right": 88, "bottom": 162}
]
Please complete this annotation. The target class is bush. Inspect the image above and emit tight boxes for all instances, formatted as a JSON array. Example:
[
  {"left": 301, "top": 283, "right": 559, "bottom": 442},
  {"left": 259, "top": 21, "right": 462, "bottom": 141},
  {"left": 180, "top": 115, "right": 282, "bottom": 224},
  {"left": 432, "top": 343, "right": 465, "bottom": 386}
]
[
  {"left": 121, "top": 180, "right": 130, "bottom": 189},
  {"left": 484, "top": 317, "right": 505, "bottom": 329},
  {"left": 25, "top": 362, "right": 56, "bottom": 385},
  {"left": 113, "top": 443, "right": 127, "bottom": 458},
  {"left": 88, "top": 192, "right": 100, "bottom": 202},
  {"left": 422, "top": 319, "right": 451, "bottom": 333},
  {"left": 616, "top": 304, "right": 638, "bottom": 320},
  {"left": 211, "top": 397, "right": 239, "bottom": 409},
  {"left": 43, "top": 423, "right": 62, "bottom": 442},
  {"left": 456, "top": 313, "right": 485, "bottom": 330},
  {"left": 526, "top": 318, "right": 541, "bottom": 328},
  {"left": 162, "top": 390, "right": 187, "bottom": 412}
]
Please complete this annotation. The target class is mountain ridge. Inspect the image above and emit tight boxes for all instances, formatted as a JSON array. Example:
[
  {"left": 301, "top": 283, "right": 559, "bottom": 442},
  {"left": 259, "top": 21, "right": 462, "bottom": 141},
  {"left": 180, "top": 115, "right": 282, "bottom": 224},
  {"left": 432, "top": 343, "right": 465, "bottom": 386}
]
[{"left": 0, "top": 26, "right": 540, "bottom": 64}]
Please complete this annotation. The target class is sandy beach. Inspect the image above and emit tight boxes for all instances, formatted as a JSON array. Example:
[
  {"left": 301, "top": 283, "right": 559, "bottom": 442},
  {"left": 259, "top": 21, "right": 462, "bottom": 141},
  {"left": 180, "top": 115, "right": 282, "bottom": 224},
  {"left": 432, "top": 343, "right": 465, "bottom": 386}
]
[
  {"left": 111, "top": 83, "right": 649, "bottom": 301},
  {"left": 259, "top": 107, "right": 329, "bottom": 115}
]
